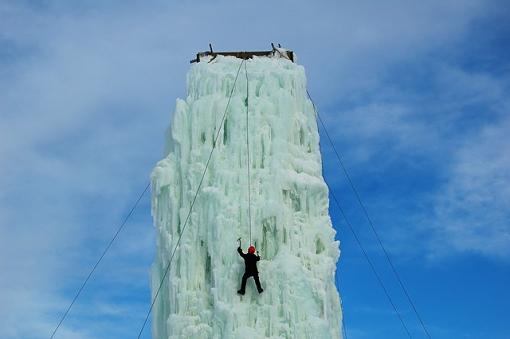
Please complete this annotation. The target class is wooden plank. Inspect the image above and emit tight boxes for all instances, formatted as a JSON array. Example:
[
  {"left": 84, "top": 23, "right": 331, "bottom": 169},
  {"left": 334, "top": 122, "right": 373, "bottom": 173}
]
[{"left": 190, "top": 49, "right": 294, "bottom": 63}]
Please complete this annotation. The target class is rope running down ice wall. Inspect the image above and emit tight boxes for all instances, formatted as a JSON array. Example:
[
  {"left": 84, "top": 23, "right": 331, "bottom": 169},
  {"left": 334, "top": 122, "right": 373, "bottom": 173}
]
[
  {"left": 136, "top": 59, "right": 246, "bottom": 339},
  {"left": 244, "top": 60, "right": 253, "bottom": 246}
]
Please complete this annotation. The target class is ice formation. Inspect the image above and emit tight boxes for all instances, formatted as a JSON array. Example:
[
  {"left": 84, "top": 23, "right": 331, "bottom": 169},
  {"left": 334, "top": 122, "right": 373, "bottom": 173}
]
[{"left": 151, "top": 55, "right": 342, "bottom": 338}]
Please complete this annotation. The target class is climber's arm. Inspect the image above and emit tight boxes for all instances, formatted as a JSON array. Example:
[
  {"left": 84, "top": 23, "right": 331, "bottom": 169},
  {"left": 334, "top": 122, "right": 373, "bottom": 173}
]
[{"left": 237, "top": 247, "right": 246, "bottom": 258}]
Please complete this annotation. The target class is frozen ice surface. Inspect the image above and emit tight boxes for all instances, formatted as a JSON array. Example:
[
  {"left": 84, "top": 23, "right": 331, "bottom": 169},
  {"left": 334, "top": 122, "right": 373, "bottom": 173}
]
[{"left": 151, "top": 56, "right": 342, "bottom": 338}]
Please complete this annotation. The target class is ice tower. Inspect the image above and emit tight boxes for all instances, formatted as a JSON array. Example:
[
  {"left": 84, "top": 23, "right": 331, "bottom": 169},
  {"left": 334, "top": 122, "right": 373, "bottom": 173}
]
[{"left": 151, "top": 50, "right": 342, "bottom": 338}]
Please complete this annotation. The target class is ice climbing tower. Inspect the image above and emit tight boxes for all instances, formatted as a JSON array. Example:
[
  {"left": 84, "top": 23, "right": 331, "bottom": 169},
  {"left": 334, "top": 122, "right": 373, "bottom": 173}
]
[{"left": 150, "top": 48, "right": 343, "bottom": 338}]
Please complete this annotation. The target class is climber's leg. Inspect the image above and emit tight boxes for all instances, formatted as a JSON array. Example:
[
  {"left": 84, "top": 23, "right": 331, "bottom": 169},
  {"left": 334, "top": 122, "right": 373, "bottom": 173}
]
[
  {"left": 254, "top": 274, "right": 263, "bottom": 293},
  {"left": 238, "top": 273, "right": 249, "bottom": 295}
]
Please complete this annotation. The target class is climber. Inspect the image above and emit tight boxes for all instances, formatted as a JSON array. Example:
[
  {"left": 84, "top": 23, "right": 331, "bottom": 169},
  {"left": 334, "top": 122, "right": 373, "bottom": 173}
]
[{"left": 237, "top": 244, "right": 263, "bottom": 295}]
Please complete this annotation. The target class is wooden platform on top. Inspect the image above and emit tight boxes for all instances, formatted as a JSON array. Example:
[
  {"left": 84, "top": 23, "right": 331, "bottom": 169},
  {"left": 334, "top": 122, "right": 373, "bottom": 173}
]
[{"left": 190, "top": 44, "right": 294, "bottom": 63}]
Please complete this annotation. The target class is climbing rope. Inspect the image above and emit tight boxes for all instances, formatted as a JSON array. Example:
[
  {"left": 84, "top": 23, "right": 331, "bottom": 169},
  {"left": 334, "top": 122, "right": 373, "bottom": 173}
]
[
  {"left": 136, "top": 60, "right": 245, "bottom": 339},
  {"left": 307, "top": 90, "right": 432, "bottom": 338},
  {"left": 50, "top": 182, "right": 150, "bottom": 339},
  {"left": 49, "top": 61, "right": 431, "bottom": 339},
  {"left": 244, "top": 61, "right": 253, "bottom": 245},
  {"left": 330, "top": 187, "right": 412, "bottom": 338}
]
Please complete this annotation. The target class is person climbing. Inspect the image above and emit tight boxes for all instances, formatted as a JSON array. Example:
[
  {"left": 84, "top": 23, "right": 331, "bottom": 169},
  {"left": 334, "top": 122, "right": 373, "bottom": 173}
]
[{"left": 237, "top": 244, "right": 263, "bottom": 295}]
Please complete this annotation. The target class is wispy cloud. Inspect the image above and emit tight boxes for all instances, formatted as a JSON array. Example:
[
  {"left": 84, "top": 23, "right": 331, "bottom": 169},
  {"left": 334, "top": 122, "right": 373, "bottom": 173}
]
[
  {"left": 323, "top": 61, "right": 510, "bottom": 261},
  {"left": 1, "top": 0, "right": 508, "bottom": 337},
  {"left": 431, "top": 115, "right": 510, "bottom": 259}
]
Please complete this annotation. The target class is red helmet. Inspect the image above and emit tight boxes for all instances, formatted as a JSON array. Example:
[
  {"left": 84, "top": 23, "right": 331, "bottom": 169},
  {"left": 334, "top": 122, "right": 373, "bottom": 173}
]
[{"left": 248, "top": 246, "right": 256, "bottom": 254}]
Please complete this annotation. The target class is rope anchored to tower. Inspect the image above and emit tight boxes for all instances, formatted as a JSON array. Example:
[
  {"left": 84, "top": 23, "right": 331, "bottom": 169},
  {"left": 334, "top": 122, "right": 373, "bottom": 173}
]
[{"left": 244, "top": 61, "right": 253, "bottom": 246}]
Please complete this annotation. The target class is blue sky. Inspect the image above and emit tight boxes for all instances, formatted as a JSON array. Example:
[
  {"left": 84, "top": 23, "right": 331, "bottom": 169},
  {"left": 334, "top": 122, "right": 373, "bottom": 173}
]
[{"left": 1, "top": 0, "right": 509, "bottom": 338}]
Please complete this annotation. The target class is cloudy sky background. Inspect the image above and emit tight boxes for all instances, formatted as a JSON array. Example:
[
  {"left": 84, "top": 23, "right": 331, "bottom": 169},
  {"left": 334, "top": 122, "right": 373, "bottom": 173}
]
[{"left": 1, "top": 0, "right": 509, "bottom": 338}]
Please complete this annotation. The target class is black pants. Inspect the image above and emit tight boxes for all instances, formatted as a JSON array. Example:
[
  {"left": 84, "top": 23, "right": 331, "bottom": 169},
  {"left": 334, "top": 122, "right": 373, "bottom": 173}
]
[{"left": 239, "top": 272, "right": 263, "bottom": 293}]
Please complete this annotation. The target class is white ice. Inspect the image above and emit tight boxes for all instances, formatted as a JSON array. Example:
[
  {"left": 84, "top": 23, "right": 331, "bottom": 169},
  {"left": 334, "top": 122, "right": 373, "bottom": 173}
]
[{"left": 151, "top": 55, "right": 342, "bottom": 338}]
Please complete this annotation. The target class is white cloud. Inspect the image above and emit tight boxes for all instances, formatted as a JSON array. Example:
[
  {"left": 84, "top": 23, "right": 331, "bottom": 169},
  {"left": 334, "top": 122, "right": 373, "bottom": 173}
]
[
  {"left": 431, "top": 117, "right": 510, "bottom": 259},
  {"left": 0, "top": 0, "right": 506, "bottom": 337},
  {"left": 323, "top": 63, "right": 510, "bottom": 261}
]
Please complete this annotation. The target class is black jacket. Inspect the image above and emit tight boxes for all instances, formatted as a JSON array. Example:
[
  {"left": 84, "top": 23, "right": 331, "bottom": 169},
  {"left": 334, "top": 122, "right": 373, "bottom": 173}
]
[{"left": 237, "top": 247, "right": 260, "bottom": 275}]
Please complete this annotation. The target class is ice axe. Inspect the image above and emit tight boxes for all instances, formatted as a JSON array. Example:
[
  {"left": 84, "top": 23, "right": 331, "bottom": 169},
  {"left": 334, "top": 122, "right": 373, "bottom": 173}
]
[
  {"left": 254, "top": 240, "right": 262, "bottom": 256},
  {"left": 237, "top": 237, "right": 242, "bottom": 248}
]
